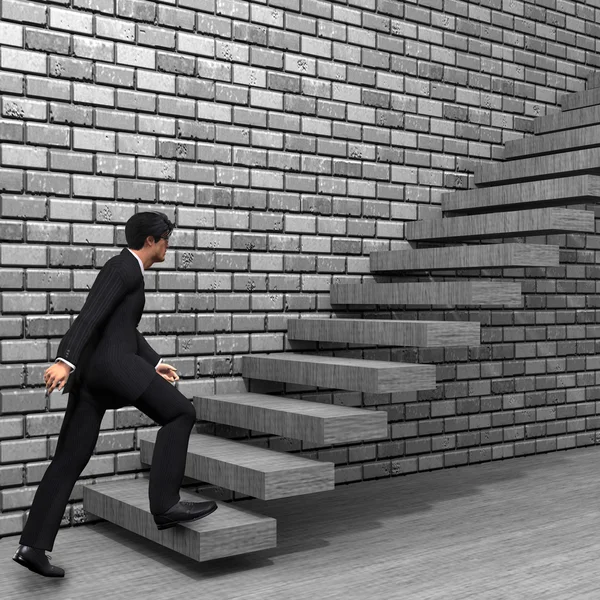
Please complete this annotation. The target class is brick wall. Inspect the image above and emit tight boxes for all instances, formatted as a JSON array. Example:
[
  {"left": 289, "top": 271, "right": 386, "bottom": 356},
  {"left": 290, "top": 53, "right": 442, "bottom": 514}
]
[{"left": 1, "top": 0, "right": 600, "bottom": 538}]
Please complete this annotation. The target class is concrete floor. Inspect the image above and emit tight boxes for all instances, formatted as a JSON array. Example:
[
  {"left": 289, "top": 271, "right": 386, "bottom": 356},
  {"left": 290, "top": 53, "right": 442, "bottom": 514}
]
[{"left": 2, "top": 446, "right": 600, "bottom": 599}]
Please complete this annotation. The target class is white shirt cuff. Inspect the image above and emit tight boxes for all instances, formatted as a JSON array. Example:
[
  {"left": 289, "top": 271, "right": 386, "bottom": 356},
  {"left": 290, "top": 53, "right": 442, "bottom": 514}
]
[
  {"left": 155, "top": 358, "right": 162, "bottom": 370},
  {"left": 56, "top": 357, "right": 75, "bottom": 372}
]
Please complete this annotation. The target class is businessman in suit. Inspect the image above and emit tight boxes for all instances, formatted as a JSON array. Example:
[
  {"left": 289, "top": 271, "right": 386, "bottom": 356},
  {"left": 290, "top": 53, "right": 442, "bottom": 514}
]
[{"left": 13, "top": 211, "right": 217, "bottom": 578}]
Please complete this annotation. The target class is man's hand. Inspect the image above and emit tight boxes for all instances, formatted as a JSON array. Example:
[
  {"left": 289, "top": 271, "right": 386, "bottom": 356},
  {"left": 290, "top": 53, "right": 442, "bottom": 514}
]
[
  {"left": 156, "top": 362, "right": 179, "bottom": 383},
  {"left": 44, "top": 362, "right": 72, "bottom": 395}
]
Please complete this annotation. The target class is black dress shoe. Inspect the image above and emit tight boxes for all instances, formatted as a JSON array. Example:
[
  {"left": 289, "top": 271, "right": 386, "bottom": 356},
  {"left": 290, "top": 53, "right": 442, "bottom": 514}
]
[
  {"left": 13, "top": 545, "right": 65, "bottom": 577},
  {"left": 153, "top": 500, "right": 218, "bottom": 530}
]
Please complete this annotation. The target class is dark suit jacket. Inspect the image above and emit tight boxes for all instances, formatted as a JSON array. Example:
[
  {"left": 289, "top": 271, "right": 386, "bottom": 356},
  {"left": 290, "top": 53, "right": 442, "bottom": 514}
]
[{"left": 56, "top": 248, "right": 161, "bottom": 402}]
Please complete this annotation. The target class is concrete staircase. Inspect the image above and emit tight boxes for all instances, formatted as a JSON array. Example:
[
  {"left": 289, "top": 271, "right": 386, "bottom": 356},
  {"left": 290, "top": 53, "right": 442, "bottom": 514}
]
[{"left": 83, "top": 75, "right": 600, "bottom": 562}]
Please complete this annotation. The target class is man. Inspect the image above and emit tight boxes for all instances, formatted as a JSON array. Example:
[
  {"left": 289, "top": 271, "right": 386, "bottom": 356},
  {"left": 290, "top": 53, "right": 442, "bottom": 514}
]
[{"left": 13, "top": 211, "right": 217, "bottom": 578}]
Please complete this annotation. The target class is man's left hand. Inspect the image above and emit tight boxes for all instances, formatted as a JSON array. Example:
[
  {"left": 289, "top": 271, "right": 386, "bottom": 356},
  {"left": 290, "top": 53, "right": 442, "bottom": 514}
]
[{"left": 156, "top": 363, "right": 179, "bottom": 383}]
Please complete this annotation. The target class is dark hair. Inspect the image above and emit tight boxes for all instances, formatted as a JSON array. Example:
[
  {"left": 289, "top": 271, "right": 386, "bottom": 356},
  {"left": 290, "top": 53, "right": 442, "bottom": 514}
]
[{"left": 125, "top": 211, "right": 174, "bottom": 250}]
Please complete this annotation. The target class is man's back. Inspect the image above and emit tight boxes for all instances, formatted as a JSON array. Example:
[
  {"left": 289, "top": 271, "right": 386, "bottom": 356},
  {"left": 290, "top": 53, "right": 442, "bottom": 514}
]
[{"left": 56, "top": 248, "right": 160, "bottom": 401}]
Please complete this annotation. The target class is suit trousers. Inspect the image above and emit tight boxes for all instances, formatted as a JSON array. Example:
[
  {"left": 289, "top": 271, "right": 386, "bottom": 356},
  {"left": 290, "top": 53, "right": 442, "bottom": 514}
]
[{"left": 19, "top": 372, "right": 197, "bottom": 552}]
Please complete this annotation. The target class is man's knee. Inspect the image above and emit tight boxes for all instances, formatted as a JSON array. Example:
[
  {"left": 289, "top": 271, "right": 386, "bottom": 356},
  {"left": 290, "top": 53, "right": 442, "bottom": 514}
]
[{"left": 180, "top": 399, "right": 197, "bottom": 422}]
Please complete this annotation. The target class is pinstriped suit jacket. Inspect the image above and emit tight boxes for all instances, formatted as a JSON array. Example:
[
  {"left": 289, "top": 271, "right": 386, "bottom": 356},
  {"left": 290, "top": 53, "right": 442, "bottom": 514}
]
[{"left": 56, "top": 248, "right": 161, "bottom": 402}]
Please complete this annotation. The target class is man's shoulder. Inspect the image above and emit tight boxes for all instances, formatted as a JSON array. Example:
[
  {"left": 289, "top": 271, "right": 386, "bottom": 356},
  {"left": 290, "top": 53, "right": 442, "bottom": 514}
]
[
  {"left": 102, "top": 253, "right": 125, "bottom": 273},
  {"left": 100, "top": 252, "right": 134, "bottom": 283}
]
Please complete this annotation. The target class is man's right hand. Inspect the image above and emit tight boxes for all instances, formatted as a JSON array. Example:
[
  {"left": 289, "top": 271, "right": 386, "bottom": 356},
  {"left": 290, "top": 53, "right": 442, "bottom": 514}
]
[{"left": 44, "top": 362, "right": 72, "bottom": 395}]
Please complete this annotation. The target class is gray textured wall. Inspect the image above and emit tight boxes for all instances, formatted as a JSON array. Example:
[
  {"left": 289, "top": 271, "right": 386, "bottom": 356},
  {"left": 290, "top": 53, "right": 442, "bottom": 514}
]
[{"left": 1, "top": 0, "right": 600, "bottom": 539}]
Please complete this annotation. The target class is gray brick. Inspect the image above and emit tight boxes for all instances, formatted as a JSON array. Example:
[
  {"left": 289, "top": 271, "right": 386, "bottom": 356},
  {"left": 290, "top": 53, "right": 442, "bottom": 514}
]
[
  {"left": 50, "top": 56, "right": 93, "bottom": 82},
  {"left": 25, "top": 28, "right": 71, "bottom": 55},
  {"left": 0, "top": 438, "right": 48, "bottom": 464},
  {"left": 139, "top": 25, "right": 176, "bottom": 49},
  {"left": 0, "top": 120, "right": 23, "bottom": 143},
  {"left": 94, "top": 108, "right": 136, "bottom": 131},
  {"left": 74, "top": 37, "right": 115, "bottom": 62},
  {"left": 49, "top": 103, "right": 92, "bottom": 126},
  {"left": 50, "top": 6, "right": 93, "bottom": 33},
  {"left": 2, "top": 0, "right": 47, "bottom": 25},
  {"left": 96, "top": 16, "right": 136, "bottom": 42},
  {"left": 116, "top": 0, "right": 156, "bottom": 22},
  {"left": 158, "top": 5, "right": 195, "bottom": 30},
  {"left": 49, "top": 150, "right": 93, "bottom": 173}
]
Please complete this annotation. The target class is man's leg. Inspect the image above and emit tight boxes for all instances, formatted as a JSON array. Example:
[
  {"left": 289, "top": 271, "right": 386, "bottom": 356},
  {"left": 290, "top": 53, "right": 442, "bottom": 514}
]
[
  {"left": 19, "top": 386, "right": 106, "bottom": 552},
  {"left": 133, "top": 372, "right": 197, "bottom": 515}
]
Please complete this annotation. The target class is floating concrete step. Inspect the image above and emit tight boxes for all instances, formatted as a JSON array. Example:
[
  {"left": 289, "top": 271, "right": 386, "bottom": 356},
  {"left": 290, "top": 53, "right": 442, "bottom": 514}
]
[
  {"left": 560, "top": 87, "right": 600, "bottom": 112},
  {"left": 370, "top": 243, "right": 559, "bottom": 272},
  {"left": 82, "top": 477, "right": 276, "bottom": 562},
  {"left": 287, "top": 318, "right": 480, "bottom": 347},
  {"left": 474, "top": 147, "right": 600, "bottom": 187},
  {"left": 194, "top": 392, "right": 388, "bottom": 444},
  {"left": 139, "top": 431, "right": 334, "bottom": 500},
  {"left": 534, "top": 105, "right": 600, "bottom": 135},
  {"left": 242, "top": 353, "right": 437, "bottom": 393},
  {"left": 503, "top": 125, "right": 600, "bottom": 160},
  {"left": 405, "top": 208, "right": 594, "bottom": 242},
  {"left": 441, "top": 175, "right": 600, "bottom": 214},
  {"left": 330, "top": 281, "right": 522, "bottom": 307}
]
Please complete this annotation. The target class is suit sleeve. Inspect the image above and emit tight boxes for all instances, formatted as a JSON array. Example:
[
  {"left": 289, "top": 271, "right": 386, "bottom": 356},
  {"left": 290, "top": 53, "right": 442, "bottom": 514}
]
[
  {"left": 136, "top": 329, "right": 161, "bottom": 369},
  {"left": 55, "top": 265, "right": 130, "bottom": 368}
]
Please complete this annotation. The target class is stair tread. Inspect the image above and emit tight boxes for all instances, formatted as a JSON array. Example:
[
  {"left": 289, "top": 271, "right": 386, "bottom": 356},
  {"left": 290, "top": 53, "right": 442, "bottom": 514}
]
[
  {"left": 82, "top": 478, "right": 277, "bottom": 562},
  {"left": 287, "top": 318, "right": 480, "bottom": 347},
  {"left": 405, "top": 208, "right": 594, "bottom": 241},
  {"left": 503, "top": 126, "right": 600, "bottom": 160},
  {"left": 441, "top": 175, "right": 600, "bottom": 213},
  {"left": 140, "top": 431, "right": 335, "bottom": 500},
  {"left": 140, "top": 431, "right": 328, "bottom": 472},
  {"left": 245, "top": 353, "right": 427, "bottom": 370},
  {"left": 535, "top": 105, "right": 600, "bottom": 135},
  {"left": 330, "top": 281, "right": 522, "bottom": 307},
  {"left": 197, "top": 391, "right": 382, "bottom": 417},
  {"left": 195, "top": 392, "right": 389, "bottom": 444},
  {"left": 561, "top": 87, "right": 600, "bottom": 112},
  {"left": 475, "top": 147, "right": 600, "bottom": 187},
  {"left": 242, "top": 353, "right": 437, "bottom": 394},
  {"left": 370, "top": 243, "right": 559, "bottom": 272}
]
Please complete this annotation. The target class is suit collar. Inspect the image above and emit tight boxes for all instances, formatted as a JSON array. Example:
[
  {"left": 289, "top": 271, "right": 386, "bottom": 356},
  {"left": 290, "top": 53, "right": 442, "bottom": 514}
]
[
  {"left": 126, "top": 248, "right": 145, "bottom": 275},
  {"left": 120, "top": 247, "right": 145, "bottom": 283}
]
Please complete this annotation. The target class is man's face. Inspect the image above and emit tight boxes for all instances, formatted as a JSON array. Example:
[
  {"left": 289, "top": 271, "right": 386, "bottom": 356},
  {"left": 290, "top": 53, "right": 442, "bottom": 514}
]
[
  {"left": 149, "top": 231, "right": 170, "bottom": 262},
  {"left": 157, "top": 231, "right": 170, "bottom": 261}
]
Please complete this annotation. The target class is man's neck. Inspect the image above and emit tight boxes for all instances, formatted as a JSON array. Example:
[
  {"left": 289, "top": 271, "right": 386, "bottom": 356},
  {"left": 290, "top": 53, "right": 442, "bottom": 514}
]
[{"left": 129, "top": 248, "right": 153, "bottom": 271}]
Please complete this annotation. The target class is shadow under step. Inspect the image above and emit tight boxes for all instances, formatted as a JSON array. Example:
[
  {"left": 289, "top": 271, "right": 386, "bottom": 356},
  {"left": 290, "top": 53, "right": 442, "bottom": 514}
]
[
  {"left": 194, "top": 392, "right": 388, "bottom": 444},
  {"left": 534, "top": 105, "right": 600, "bottom": 135},
  {"left": 287, "top": 318, "right": 480, "bottom": 347},
  {"left": 503, "top": 126, "right": 600, "bottom": 160},
  {"left": 82, "top": 478, "right": 276, "bottom": 562},
  {"left": 139, "top": 431, "right": 334, "bottom": 500},
  {"left": 560, "top": 87, "right": 600, "bottom": 112},
  {"left": 242, "top": 353, "right": 437, "bottom": 393},
  {"left": 330, "top": 281, "right": 522, "bottom": 307},
  {"left": 441, "top": 175, "right": 600, "bottom": 214},
  {"left": 405, "top": 208, "right": 593, "bottom": 242},
  {"left": 370, "top": 243, "right": 559, "bottom": 272}
]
